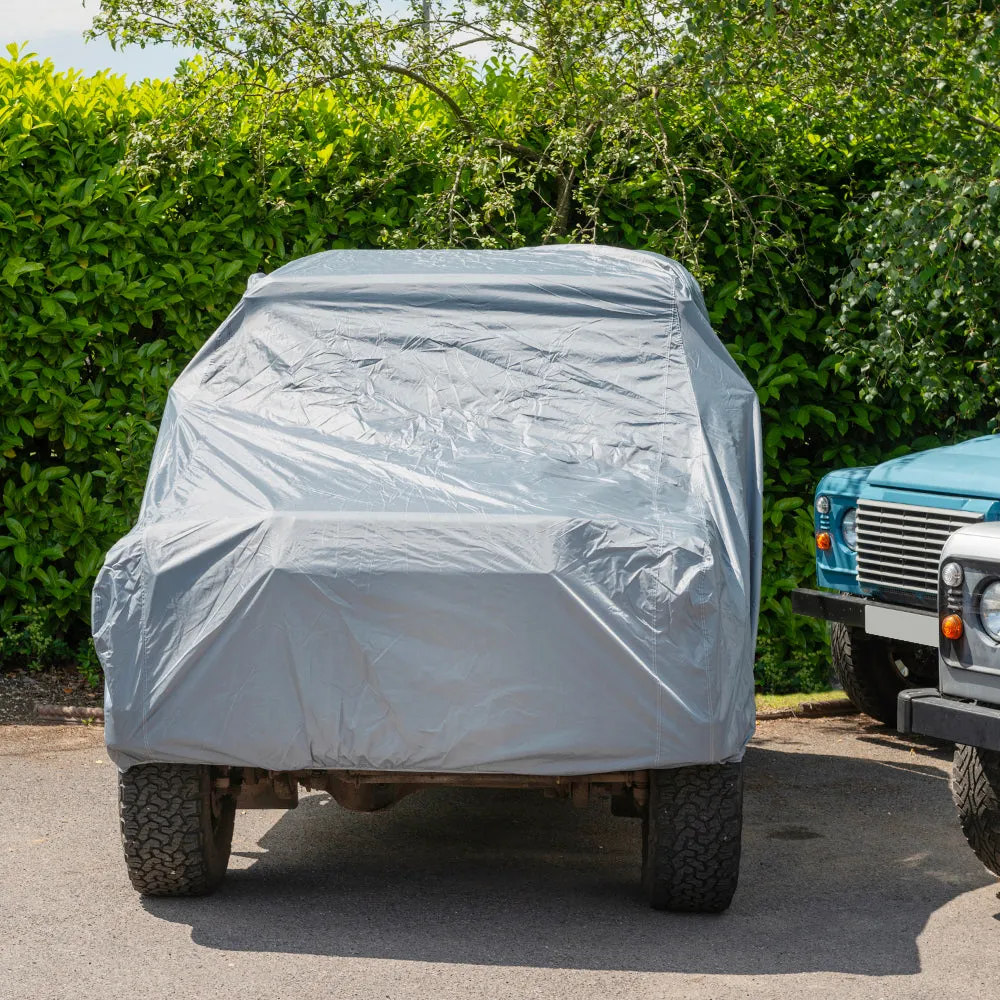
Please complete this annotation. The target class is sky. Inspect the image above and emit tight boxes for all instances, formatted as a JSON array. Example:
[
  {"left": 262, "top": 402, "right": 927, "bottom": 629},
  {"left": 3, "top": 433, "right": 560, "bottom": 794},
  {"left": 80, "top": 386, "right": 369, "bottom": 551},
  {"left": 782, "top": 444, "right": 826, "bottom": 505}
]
[{"left": 4, "top": 0, "right": 191, "bottom": 80}]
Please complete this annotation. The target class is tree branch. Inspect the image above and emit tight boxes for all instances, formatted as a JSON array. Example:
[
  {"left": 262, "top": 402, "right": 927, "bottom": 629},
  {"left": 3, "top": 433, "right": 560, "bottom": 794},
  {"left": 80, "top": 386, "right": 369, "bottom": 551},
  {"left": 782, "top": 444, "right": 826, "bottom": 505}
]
[
  {"left": 967, "top": 112, "right": 1000, "bottom": 137},
  {"left": 438, "top": 29, "right": 542, "bottom": 59},
  {"left": 382, "top": 62, "right": 548, "bottom": 164}
]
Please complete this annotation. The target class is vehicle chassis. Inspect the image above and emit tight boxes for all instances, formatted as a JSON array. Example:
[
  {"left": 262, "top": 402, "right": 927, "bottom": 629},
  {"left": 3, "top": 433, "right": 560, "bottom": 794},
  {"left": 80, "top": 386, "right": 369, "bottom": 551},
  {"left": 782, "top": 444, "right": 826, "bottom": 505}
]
[{"left": 233, "top": 767, "right": 649, "bottom": 815}]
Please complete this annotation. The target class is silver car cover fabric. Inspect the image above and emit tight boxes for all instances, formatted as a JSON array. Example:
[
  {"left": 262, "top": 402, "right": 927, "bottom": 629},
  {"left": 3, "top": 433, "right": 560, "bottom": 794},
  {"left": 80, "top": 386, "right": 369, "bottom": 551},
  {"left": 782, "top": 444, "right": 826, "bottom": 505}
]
[{"left": 93, "top": 246, "right": 763, "bottom": 773}]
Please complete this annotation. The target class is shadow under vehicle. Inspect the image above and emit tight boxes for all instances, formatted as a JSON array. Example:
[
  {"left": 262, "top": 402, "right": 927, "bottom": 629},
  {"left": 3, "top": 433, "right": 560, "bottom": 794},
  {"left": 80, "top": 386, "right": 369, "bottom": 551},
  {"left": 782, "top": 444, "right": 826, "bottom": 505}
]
[{"left": 140, "top": 736, "right": 995, "bottom": 979}]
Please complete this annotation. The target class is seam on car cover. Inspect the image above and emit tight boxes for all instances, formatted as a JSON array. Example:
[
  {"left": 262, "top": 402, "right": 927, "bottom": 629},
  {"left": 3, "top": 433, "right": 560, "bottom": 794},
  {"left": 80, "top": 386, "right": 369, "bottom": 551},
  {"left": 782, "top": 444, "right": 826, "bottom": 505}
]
[
  {"left": 139, "top": 528, "right": 150, "bottom": 758},
  {"left": 651, "top": 278, "right": 683, "bottom": 770}
]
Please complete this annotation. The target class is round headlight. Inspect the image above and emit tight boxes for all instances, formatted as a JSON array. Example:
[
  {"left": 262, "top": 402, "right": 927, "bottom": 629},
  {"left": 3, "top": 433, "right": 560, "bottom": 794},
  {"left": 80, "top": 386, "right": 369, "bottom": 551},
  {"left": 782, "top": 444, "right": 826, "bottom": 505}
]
[
  {"left": 816, "top": 495, "right": 831, "bottom": 514},
  {"left": 942, "top": 561, "right": 964, "bottom": 588},
  {"left": 980, "top": 581, "right": 1000, "bottom": 642},
  {"left": 841, "top": 508, "right": 857, "bottom": 550}
]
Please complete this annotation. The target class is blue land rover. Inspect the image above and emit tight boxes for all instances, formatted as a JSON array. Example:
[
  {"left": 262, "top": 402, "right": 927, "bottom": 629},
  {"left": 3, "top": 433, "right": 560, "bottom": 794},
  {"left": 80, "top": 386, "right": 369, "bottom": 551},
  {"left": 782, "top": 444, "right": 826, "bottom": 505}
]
[{"left": 793, "top": 435, "right": 1000, "bottom": 725}]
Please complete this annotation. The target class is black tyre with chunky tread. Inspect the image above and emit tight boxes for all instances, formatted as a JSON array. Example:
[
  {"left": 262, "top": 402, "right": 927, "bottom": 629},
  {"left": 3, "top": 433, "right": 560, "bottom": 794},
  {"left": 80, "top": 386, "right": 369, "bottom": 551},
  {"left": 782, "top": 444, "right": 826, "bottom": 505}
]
[
  {"left": 830, "top": 622, "right": 900, "bottom": 726},
  {"left": 119, "top": 762, "right": 236, "bottom": 897},
  {"left": 952, "top": 743, "right": 1000, "bottom": 878},
  {"left": 641, "top": 762, "right": 743, "bottom": 913},
  {"left": 829, "top": 621, "right": 933, "bottom": 727}
]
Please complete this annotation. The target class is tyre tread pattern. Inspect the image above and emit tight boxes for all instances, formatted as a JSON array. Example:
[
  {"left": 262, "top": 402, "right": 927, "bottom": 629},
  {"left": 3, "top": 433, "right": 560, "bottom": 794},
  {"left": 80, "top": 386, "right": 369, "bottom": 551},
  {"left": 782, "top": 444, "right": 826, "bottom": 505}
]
[
  {"left": 952, "top": 743, "right": 1000, "bottom": 877},
  {"left": 642, "top": 762, "right": 743, "bottom": 913},
  {"left": 119, "top": 762, "right": 232, "bottom": 897},
  {"left": 830, "top": 621, "right": 901, "bottom": 727}
]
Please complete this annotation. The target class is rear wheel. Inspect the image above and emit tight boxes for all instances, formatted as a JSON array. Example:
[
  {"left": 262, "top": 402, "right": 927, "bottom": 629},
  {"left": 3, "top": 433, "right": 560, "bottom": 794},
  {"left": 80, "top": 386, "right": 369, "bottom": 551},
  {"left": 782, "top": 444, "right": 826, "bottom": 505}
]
[
  {"left": 119, "top": 762, "right": 236, "bottom": 896},
  {"left": 952, "top": 744, "right": 1000, "bottom": 878},
  {"left": 641, "top": 762, "right": 743, "bottom": 912},
  {"left": 830, "top": 622, "right": 934, "bottom": 727}
]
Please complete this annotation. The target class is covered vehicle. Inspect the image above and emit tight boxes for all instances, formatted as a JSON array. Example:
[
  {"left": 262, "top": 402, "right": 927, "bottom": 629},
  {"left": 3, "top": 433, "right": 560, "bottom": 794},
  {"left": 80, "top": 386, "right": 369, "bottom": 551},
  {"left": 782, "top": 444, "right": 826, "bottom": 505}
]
[{"left": 93, "top": 246, "right": 762, "bottom": 910}]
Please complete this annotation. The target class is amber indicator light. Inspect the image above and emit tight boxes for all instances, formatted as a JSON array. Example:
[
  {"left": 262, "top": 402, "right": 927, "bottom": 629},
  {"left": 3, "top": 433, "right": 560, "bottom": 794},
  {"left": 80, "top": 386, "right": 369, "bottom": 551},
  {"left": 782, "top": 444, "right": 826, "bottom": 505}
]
[
  {"left": 815, "top": 531, "right": 832, "bottom": 551},
  {"left": 941, "top": 614, "right": 964, "bottom": 641}
]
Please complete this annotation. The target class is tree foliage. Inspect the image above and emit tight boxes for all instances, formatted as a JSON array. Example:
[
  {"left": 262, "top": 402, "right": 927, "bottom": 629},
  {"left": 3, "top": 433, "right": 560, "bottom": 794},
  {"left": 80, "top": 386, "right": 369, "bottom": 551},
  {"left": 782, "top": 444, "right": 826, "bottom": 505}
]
[
  {"left": 90, "top": 1, "right": 874, "bottom": 278},
  {"left": 834, "top": 153, "right": 1000, "bottom": 429},
  {"left": 829, "top": 5, "right": 1000, "bottom": 427}
]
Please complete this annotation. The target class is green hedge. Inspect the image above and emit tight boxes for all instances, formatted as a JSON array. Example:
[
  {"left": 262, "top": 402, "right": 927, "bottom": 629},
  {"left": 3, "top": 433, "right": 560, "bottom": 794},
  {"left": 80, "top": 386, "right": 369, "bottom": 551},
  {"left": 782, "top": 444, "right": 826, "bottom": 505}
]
[{"left": 0, "top": 51, "right": 941, "bottom": 690}]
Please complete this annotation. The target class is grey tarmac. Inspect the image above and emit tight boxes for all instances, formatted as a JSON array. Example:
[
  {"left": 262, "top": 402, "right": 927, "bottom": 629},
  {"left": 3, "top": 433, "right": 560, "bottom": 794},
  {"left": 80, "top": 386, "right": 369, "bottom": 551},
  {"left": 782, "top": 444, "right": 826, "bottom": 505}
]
[{"left": 1, "top": 715, "right": 998, "bottom": 1000}]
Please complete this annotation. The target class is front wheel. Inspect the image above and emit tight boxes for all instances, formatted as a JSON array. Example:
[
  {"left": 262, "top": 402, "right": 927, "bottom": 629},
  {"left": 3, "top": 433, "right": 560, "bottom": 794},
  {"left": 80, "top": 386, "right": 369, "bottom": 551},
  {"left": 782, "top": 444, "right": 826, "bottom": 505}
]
[
  {"left": 952, "top": 744, "right": 1000, "bottom": 878},
  {"left": 641, "top": 762, "right": 743, "bottom": 912},
  {"left": 119, "top": 762, "right": 236, "bottom": 896},
  {"left": 830, "top": 623, "right": 934, "bottom": 727}
]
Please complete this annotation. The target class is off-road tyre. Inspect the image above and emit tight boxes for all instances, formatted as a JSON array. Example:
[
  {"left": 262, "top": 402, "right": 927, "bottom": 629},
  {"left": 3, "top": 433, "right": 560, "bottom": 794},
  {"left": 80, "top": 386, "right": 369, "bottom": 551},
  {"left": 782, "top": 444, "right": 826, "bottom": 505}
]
[
  {"left": 952, "top": 744, "right": 1000, "bottom": 878},
  {"left": 119, "top": 762, "right": 236, "bottom": 896},
  {"left": 830, "top": 622, "right": 933, "bottom": 727},
  {"left": 641, "top": 762, "right": 743, "bottom": 912}
]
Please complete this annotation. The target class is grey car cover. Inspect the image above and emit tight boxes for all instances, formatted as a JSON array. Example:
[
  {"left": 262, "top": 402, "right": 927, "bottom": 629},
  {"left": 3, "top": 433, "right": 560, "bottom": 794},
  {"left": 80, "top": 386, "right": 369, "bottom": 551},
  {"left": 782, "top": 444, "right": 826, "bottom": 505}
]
[{"left": 93, "top": 246, "right": 762, "bottom": 773}]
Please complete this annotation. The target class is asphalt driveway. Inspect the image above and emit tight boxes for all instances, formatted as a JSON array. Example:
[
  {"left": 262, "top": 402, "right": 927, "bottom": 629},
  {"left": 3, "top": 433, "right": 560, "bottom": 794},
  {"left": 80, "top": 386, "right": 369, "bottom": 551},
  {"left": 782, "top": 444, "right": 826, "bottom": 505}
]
[{"left": 1, "top": 715, "right": 998, "bottom": 999}]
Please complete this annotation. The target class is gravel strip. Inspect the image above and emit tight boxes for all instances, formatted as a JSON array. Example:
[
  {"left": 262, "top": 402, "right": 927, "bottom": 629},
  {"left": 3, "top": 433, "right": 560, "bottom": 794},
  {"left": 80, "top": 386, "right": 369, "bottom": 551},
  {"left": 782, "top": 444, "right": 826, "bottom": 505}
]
[{"left": 0, "top": 669, "right": 101, "bottom": 724}]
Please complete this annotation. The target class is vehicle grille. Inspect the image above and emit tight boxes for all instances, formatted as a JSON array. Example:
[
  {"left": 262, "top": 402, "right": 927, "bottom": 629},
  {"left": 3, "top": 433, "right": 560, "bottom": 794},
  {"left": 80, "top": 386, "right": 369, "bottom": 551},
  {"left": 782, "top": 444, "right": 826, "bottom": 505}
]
[{"left": 856, "top": 500, "right": 983, "bottom": 595}]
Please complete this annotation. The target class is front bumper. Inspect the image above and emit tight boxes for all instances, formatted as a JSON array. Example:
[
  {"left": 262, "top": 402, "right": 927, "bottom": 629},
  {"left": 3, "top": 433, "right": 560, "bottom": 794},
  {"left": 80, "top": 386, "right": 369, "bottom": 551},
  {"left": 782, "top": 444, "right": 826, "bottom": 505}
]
[
  {"left": 898, "top": 688, "right": 1000, "bottom": 751},
  {"left": 791, "top": 588, "right": 938, "bottom": 647}
]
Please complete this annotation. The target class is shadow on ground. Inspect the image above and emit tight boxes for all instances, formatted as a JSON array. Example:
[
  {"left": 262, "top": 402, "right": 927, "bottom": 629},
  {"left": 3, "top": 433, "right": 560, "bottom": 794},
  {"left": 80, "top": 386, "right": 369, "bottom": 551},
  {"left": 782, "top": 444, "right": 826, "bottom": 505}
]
[{"left": 144, "top": 735, "right": 995, "bottom": 976}]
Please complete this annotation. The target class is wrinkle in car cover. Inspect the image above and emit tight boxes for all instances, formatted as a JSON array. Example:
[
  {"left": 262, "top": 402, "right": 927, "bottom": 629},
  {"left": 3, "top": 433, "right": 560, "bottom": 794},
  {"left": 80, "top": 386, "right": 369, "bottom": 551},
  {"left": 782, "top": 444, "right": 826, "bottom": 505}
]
[{"left": 93, "top": 246, "right": 762, "bottom": 773}]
